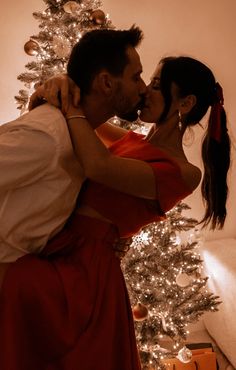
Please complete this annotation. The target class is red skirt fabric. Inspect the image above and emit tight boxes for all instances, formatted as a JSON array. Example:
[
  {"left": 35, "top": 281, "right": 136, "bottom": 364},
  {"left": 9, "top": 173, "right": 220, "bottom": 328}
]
[{"left": 0, "top": 215, "right": 141, "bottom": 370}]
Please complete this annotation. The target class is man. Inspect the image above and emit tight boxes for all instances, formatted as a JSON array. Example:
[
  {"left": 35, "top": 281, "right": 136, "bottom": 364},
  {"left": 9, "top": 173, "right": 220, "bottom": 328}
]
[{"left": 0, "top": 26, "right": 146, "bottom": 283}]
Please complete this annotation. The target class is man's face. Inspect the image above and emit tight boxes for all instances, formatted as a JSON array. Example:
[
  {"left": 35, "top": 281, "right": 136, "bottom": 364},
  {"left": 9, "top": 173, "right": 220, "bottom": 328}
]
[{"left": 112, "top": 47, "right": 147, "bottom": 121}]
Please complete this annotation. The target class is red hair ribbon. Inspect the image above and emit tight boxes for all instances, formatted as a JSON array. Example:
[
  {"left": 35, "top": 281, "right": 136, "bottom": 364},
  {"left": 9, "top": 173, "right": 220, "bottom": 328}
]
[{"left": 209, "top": 82, "right": 224, "bottom": 142}]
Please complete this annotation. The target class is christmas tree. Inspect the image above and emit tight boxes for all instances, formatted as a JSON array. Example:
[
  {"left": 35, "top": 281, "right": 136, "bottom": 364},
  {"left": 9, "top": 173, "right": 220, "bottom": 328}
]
[
  {"left": 15, "top": 0, "right": 113, "bottom": 113},
  {"left": 122, "top": 202, "right": 220, "bottom": 370},
  {"left": 15, "top": 1, "right": 220, "bottom": 368}
]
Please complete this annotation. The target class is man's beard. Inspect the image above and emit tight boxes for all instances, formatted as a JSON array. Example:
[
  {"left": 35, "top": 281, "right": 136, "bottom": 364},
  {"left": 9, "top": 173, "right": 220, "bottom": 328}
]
[
  {"left": 113, "top": 84, "right": 146, "bottom": 122},
  {"left": 115, "top": 96, "right": 145, "bottom": 122},
  {"left": 118, "top": 108, "right": 139, "bottom": 122}
]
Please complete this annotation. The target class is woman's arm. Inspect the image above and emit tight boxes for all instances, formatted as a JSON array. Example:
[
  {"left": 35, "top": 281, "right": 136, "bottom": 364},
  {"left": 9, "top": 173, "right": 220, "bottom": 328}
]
[
  {"left": 67, "top": 112, "right": 156, "bottom": 200},
  {"left": 29, "top": 74, "right": 128, "bottom": 146}
]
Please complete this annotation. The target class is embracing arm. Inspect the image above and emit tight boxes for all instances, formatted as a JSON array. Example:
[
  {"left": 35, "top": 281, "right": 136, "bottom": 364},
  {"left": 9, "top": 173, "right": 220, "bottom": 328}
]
[
  {"left": 28, "top": 76, "right": 156, "bottom": 199},
  {"left": 29, "top": 74, "right": 129, "bottom": 147},
  {"left": 67, "top": 113, "right": 156, "bottom": 200}
]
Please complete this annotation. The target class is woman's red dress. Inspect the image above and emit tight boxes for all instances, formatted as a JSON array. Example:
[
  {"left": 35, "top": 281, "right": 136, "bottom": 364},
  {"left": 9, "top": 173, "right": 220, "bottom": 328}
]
[{"left": 0, "top": 132, "right": 191, "bottom": 370}]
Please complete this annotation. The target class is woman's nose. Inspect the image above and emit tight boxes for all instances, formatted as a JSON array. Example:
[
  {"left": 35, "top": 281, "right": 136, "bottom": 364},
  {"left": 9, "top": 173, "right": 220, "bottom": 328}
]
[{"left": 140, "top": 79, "right": 147, "bottom": 95}]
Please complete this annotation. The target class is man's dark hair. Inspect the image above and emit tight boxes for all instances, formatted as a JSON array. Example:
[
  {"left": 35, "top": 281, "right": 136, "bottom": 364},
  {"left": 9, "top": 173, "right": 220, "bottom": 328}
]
[{"left": 67, "top": 25, "right": 143, "bottom": 95}]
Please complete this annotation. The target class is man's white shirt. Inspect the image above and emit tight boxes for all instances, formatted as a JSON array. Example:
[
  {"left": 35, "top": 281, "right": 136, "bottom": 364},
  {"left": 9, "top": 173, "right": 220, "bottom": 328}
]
[{"left": 0, "top": 104, "right": 84, "bottom": 262}]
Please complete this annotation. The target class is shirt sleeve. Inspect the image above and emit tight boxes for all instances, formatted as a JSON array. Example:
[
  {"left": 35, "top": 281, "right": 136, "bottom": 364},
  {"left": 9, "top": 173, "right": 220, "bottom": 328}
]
[
  {"left": 148, "top": 160, "right": 192, "bottom": 213},
  {"left": 0, "top": 126, "right": 57, "bottom": 191}
]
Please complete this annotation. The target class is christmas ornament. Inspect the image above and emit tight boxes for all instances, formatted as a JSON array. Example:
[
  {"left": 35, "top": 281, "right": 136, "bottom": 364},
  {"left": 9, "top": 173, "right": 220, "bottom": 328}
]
[
  {"left": 89, "top": 9, "right": 106, "bottom": 25},
  {"left": 24, "top": 40, "right": 40, "bottom": 56},
  {"left": 63, "top": 1, "right": 81, "bottom": 14},
  {"left": 176, "top": 272, "right": 191, "bottom": 287},
  {"left": 160, "top": 314, "right": 168, "bottom": 332},
  {"left": 132, "top": 303, "right": 149, "bottom": 321},
  {"left": 52, "top": 35, "right": 71, "bottom": 58},
  {"left": 176, "top": 346, "right": 192, "bottom": 363}
]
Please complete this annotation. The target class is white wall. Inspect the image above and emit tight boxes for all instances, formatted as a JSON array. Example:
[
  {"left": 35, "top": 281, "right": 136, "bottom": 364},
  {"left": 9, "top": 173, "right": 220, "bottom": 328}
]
[{"left": 0, "top": 0, "right": 235, "bottom": 240}]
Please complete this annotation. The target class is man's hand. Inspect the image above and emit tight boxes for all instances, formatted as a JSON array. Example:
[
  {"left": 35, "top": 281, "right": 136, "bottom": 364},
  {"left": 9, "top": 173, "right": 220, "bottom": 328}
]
[{"left": 28, "top": 74, "right": 81, "bottom": 114}]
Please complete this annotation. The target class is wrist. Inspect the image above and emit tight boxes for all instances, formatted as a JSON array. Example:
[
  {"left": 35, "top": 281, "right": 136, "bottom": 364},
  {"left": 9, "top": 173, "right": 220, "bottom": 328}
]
[
  {"left": 65, "top": 103, "right": 85, "bottom": 120},
  {"left": 67, "top": 114, "right": 87, "bottom": 121}
]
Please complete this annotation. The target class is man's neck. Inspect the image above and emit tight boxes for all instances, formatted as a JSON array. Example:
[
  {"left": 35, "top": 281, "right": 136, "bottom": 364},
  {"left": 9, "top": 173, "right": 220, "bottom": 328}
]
[{"left": 81, "top": 95, "right": 113, "bottom": 129}]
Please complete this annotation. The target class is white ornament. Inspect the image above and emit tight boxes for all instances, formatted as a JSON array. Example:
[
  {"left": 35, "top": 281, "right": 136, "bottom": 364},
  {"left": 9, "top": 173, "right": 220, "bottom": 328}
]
[
  {"left": 63, "top": 1, "right": 81, "bottom": 14},
  {"left": 177, "top": 346, "right": 192, "bottom": 363},
  {"left": 160, "top": 314, "right": 168, "bottom": 332},
  {"left": 176, "top": 272, "right": 191, "bottom": 287},
  {"left": 52, "top": 36, "right": 71, "bottom": 58}
]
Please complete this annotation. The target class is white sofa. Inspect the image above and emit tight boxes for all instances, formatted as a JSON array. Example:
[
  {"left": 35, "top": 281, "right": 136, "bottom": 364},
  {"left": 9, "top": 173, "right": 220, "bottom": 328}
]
[{"left": 188, "top": 238, "right": 236, "bottom": 369}]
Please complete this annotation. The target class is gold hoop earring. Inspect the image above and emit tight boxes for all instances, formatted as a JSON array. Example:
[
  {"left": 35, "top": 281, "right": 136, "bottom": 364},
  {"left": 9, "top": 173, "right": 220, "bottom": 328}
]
[{"left": 178, "top": 111, "right": 182, "bottom": 131}]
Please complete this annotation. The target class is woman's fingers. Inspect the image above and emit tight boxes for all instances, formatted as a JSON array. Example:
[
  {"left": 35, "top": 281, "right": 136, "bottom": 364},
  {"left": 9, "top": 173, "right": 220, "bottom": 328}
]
[
  {"left": 44, "top": 80, "right": 62, "bottom": 107},
  {"left": 28, "top": 86, "right": 46, "bottom": 111},
  {"left": 28, "top": 74, "right": 68, "bottom": 111},
  {"left": 28, "top": 74, "right": 81, "bottom": 114},
  {"left": 28, "top": 82, "right": 61, "bottom": 110}
]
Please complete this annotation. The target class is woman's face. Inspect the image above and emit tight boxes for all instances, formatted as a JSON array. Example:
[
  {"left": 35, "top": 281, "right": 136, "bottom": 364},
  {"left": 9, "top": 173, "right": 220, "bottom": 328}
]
[{"left": 139, "top": 63, "right": 180, "bottom": 124}]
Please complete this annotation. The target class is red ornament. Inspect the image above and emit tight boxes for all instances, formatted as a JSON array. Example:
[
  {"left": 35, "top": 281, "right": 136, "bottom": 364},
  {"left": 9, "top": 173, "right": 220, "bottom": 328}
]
[
  {"left": 132, "top": 303, "right": 149, "bottom": 321},
  {"left": 89, "top": 9, "right": 106, "bottom": 25}
]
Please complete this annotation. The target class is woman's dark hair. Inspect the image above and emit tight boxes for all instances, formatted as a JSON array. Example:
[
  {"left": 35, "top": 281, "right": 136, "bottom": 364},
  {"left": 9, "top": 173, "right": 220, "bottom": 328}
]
[
  {"left": 67, "top": 25, "right": 143, "bottom": 95},
  {"left": 159, "top": 56, "right": 231, "bottom": 230}
]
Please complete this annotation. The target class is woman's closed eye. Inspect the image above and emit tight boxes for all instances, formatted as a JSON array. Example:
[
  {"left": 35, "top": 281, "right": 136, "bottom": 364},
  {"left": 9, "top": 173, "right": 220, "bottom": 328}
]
[{"left": 150, "top": 78, "right": 161, "bottom": 90}]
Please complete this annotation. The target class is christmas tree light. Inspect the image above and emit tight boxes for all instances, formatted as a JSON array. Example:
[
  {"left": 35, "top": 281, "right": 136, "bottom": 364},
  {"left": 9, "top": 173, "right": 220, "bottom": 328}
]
[{"left": 122, "top": 202, "right": 220, "bottom": 369}]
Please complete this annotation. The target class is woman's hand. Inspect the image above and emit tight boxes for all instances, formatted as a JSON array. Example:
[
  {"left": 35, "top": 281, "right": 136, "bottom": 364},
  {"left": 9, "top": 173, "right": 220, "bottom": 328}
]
[{"left": 28, "top": 74, "right": 81, "bottom": 114}]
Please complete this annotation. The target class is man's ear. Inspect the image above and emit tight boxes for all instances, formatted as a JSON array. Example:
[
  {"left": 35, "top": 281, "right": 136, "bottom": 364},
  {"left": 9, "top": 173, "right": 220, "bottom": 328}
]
[
  {"left": 179, "top": 94, "right": 197, "bottom": 114},
  {"left": 95, "top": 71, "right": 114, "bottom": 96}
]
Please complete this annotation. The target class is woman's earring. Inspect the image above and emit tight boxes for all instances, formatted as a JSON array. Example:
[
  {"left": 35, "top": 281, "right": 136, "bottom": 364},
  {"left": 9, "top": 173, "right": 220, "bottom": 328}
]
[{"left": 178, "top": 111, "right": 182, "bottom": 131}]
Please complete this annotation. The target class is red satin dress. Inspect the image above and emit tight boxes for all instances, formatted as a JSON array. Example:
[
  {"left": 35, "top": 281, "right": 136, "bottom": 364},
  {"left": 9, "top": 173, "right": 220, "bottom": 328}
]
[{"left": 0, "top": 131, "right": 191, "bottom": 370}]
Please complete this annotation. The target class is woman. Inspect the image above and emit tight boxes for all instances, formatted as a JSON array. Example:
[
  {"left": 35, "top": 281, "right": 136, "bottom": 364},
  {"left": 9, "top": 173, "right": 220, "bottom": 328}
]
[{"left": 0, "top": 56, "right": 230, "bottom": 370}]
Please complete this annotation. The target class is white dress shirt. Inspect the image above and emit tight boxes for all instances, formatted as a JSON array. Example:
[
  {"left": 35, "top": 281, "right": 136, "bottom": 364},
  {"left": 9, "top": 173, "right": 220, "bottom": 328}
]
[{"left": 0, "top": 104, "right": 84, "bottom": 262}]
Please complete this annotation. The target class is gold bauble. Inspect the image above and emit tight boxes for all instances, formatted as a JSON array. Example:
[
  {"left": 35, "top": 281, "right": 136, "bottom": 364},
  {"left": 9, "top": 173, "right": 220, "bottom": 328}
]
[
  {"left": 24, "top": 40, "right": 40, "bottom": 56},
  {"left": 89, "top": 9, "right": 106, "bottom": 25},
  {"left": 63, "top": 1, "right": 80, "bottom": 14}
]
